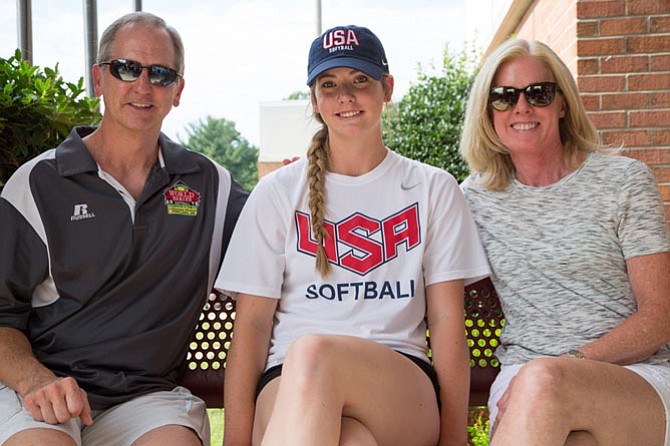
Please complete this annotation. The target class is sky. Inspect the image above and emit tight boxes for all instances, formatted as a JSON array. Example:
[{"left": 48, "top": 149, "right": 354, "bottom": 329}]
[{"left": 1, "top": 0, "right": 496, "bottom": 148}]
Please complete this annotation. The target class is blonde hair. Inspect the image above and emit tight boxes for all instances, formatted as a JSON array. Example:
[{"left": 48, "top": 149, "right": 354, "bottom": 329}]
[
  {"left": 307, "top": 75, "right": 392, "bottom": 276},
  {"left": 306, "top": 113, "right": 331, "bottom": 276},
  {"left": 459, "top": 38, "right": 600, "bottom": 191}
]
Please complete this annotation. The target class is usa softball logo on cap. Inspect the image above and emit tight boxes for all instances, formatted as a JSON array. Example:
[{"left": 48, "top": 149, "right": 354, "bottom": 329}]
[
  {"left": 322, "top": 28, "right": 360, "bottom": 52},
  {"left": 307, "top": 25, "right": 389, "bottom": 85}
]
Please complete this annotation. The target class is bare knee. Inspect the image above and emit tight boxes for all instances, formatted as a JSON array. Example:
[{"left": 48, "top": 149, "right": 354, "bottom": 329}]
[
  {"left": 280, "top": 334, "right": 342, "bottom": 393},
  {"left": 507, "top": 358, "right": 573, "bottom": 413}
]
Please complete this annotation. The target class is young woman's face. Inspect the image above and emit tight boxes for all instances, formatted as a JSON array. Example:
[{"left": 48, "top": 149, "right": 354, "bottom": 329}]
[
  {"left": 490, "top": 55, "right": 565, "bottom": 161},
  {"left": 312, "top": 67, "right": 393, "bottom": 139}
]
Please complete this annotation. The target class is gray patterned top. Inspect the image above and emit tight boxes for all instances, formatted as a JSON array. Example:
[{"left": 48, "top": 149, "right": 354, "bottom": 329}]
[{"left": 461, "top": 152, "right": 670, "bottom": 366}]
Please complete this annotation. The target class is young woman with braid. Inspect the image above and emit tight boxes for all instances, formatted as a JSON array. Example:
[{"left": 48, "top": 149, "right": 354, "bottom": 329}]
[{"left": 215, "top": 25, "right": 490, "bottom": 446}]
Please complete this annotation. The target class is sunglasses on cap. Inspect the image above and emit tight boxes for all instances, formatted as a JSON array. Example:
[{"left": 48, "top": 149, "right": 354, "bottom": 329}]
[
  {"left": 98, "top": 59, "right": 182, "bottom": 87},
  {"left": 489, "top": 82, "right": 559, "bottom": 111}
]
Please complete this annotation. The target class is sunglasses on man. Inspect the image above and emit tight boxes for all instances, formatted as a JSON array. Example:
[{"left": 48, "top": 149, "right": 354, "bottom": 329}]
[
  {"left": 99, "top": 59, "right": 182, "bottom": 87},
  {"left": 489, "top": 82, "right": 559, "bottom": 112}
]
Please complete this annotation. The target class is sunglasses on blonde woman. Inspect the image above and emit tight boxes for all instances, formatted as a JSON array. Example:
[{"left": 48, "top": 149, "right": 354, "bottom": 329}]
[
  {"left": 489, "top": 82, "right": 559, "bottom": 111},
  {"left": 99, "top": 59, "right": 182, "bottom": 87}
]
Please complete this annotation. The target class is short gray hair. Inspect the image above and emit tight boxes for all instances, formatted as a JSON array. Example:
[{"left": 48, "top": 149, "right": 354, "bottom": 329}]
[{"left": 97, "top": 11, "right": 184, "bottom": 73}]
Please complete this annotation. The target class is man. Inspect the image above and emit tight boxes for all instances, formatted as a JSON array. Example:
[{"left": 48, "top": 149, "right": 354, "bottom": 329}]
[{"left": 0, "top": 12, "right": 246, "bottom": 446}]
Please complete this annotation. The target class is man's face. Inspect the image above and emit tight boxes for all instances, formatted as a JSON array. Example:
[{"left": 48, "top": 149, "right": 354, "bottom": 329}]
[{"left": 92, "top": 23, "right": 184, "bottom": 135}]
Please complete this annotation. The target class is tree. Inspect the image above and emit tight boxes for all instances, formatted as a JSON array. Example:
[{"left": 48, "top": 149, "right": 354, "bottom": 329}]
[
  {"left": 383, "top": 44, "right": 480, "bottom": 182},
  {"left": 0, "top": 49, "right": 101, "bottom": 187},
  {"left": 181, "top": 116, "right": 259, "bottom": 191},
  {"left": 285, "top": 90, "right": 310, "bottom": 100}
]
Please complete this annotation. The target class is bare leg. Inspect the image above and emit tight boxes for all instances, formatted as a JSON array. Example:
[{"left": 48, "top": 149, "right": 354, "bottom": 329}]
[
  {"left": 255, "top": 334, "right": 439, "bottom": 446},
  {"left": 339, "top": 417, "right": 378, "bottom": 446},
  {"left": 565, "top": 431, "right": 597, "bottom": 446},
  {"left": 490, "top": 358, "right": 665, "bottom": 446},
  {"left": 4, "top": 428, "right": 78, "bottom": 446},
  {"left": 132, "top": 425, "right": 202, "bottom": 446}
]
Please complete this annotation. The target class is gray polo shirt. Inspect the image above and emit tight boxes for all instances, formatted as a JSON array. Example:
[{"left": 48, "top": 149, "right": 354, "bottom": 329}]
[{"left": 0, "top": 126, "right": 247, "bottom": 410}]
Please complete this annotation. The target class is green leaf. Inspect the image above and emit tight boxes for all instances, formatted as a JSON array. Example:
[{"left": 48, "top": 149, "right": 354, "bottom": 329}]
[{"left": 0, "top": 51, "right": 101, "bottom": 186}]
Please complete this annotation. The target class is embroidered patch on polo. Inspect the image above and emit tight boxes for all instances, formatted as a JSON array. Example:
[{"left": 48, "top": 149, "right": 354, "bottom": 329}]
[{"left": 164, "top": 181, "right": 201, "bottom": 216}]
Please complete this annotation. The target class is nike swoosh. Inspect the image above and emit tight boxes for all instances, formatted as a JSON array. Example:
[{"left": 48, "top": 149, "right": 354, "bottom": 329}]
[{"left": 401, "top": 182, "right": 421, "bottom": 190}]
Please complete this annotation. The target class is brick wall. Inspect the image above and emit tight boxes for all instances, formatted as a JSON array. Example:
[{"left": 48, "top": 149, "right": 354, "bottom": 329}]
[{"left": 501, "top": 0, "right": 670, "bottom": 228}]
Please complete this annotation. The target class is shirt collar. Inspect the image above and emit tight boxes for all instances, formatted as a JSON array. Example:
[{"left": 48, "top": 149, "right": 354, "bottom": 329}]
[{"left": 55, "top": 126, "right": 200, "bottom": 177}]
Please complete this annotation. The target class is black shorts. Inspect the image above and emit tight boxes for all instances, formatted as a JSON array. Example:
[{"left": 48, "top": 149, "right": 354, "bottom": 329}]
[{"left": 255, "top": 351, "right": 441, "bottom": 408}]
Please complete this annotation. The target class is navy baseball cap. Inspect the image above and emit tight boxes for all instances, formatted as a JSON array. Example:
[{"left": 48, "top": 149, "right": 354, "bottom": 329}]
[{"left": 307, "top": 25, "right": 389, "bottom": 85}]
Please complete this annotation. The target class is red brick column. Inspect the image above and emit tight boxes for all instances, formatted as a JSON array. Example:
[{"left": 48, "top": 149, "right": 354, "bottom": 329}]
[{"left": 576, "top": 0, "right": 670, "bottom": 228}]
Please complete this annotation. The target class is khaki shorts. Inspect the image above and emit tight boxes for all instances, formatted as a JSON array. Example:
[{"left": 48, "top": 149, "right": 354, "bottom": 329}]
[
  {"left": 0, "top": 385, "right": 209, "bottom": 446},
  {"left": 489, "top": 362, "right": 670, "bottom": 446}
]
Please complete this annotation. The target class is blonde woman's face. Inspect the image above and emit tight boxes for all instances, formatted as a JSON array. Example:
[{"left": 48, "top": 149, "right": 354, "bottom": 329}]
[{"left": 490, "top": 55, "right": 565, "bottom": 163}]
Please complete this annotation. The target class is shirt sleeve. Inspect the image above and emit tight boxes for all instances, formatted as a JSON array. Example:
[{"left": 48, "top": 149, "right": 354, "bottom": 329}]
[
  {"left": 617, "top": 160, "right": 670, "bottom": 259},
  {"left": 423, "top": 172, "right": 490, "bottom": 286},
  {"left": 220, "top": 176, "right": 249, "bottom": 260},
  {"left": 214, "top": 177, "right": 288, "bottom": 299},
  {"left": 0, "top": 197, "right": 49, "bottom": 331}
]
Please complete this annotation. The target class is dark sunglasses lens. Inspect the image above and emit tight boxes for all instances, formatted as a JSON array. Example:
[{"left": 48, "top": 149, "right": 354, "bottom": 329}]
[
  {"left": 489, "top": 83, "right": 557, "bottom": 111},
  {"left": 148, "top": 65, "right": 177, "bottom": 86},
  {"left": 113, "top": 60, "right": 143, "bottom": 81},
  {"left": 525, "top": 84, "right": 556, "bottom": 107},
  {"left": 489, "top": 87, "right": 519, "bottom": 111},
  {"left": 106, "top": 60, "right": 177, "bottom": 86}
]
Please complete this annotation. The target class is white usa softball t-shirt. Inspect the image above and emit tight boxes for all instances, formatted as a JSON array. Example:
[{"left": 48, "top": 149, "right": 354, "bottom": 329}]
[{"left": 215, "top": 149, "right": 490, "bottom": 370}]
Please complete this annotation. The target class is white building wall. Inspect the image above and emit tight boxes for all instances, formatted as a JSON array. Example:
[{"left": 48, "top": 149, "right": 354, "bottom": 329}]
[{"left": 259, "top": 100, "right": 321, "bottom": 163}]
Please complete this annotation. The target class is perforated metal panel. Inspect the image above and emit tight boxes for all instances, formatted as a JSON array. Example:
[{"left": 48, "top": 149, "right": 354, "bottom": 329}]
[
  {"left": 185, "top": 292, "right": 235, "bottom": 372},
  {"left": 464, "top": 280, "right": 504, "bottom": 369}
]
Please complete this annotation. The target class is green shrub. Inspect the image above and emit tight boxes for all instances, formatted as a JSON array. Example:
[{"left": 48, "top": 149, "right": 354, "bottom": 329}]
[
  {"left": 383, "top": 44, "right": 479, "bottom": 182},
  {"left": 0, "top": 49, "right": 101, "bottom": 187}
]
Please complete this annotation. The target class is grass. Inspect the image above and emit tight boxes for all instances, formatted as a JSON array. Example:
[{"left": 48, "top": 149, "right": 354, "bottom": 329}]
[
  {"left": 208, "top": 409, "right": 224, "bottom": 445},
  {"left": 467, "top": 407, "right": 490, "bottom": 445},
  {"left": 207, "top": 407, "right": 489, "bottom": 446}
]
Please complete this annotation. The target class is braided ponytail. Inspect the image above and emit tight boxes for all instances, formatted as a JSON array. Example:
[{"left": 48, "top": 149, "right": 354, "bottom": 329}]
[{"left": 306, "top": 120, "right": 331, "bottom": 276}]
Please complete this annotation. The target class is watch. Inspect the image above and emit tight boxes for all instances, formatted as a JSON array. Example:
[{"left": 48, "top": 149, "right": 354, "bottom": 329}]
[{"left": 565, "top": 349, "right": 586, "bottom": 359}]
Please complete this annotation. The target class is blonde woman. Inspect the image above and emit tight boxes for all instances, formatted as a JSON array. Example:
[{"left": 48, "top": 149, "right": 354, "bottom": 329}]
[
  {"left": 460, "top": 38, "right": 670, "bottom": 445},
  {"left": 216, "top": 25, "right": 490, "bottom": 446}
]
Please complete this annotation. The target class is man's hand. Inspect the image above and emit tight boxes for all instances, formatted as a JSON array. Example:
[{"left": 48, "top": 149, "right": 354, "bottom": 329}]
[
  {"left": 282, "top": 156, "right": 300, "bottom": 165},
  {"left": 22, "top": 376, "right": 93, "bottom": 426}
]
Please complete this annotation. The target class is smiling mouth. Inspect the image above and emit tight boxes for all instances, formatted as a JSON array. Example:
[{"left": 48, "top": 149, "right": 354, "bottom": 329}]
[
  {"left": 130, "top": 102, "right": 152, "bottom": 109},
  {"left": 338, "top": 111, "right": 361, "bottom": 118},
  {"left": 512, "top": 122, "right": 538, "bottom": 130}
]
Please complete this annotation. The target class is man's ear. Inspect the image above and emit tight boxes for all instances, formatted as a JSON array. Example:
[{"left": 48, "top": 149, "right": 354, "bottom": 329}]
[
  {"left": 173, "top": 78, "right": 185, "bottom": 107},
  {"left": 92, "top": 64, "right": 104, "bottom": 97}
]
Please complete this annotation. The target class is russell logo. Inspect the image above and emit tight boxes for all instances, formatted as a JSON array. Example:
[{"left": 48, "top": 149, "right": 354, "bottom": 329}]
[{"left": 70, "top": 203, "right": 96, "bottom": 221}]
